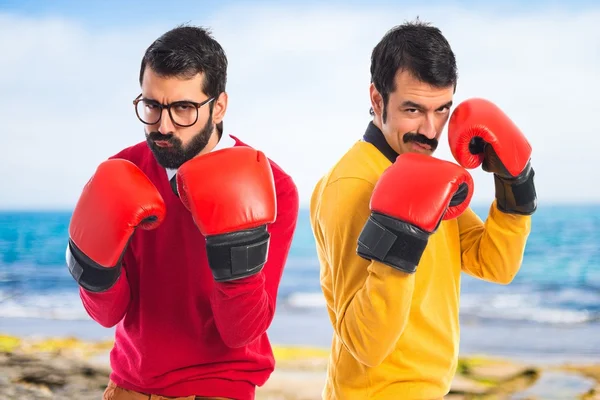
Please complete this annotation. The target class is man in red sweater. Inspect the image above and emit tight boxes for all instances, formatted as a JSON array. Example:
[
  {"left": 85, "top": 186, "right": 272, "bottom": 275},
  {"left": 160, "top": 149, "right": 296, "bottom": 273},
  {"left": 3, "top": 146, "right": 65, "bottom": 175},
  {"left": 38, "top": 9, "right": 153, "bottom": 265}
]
[{"left": 65, "top": 25, "right": 299, "bottom": 400}]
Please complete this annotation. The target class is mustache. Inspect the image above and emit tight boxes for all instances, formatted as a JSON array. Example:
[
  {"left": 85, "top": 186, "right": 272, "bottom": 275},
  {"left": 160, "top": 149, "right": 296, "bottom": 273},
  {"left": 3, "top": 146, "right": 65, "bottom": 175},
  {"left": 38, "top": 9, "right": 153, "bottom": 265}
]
[
  {"left": 147, "top": 131, "right": 172, "bottom": 141},
  {"left": 403, "top": 132, "right": 438, "bottom": 151}
]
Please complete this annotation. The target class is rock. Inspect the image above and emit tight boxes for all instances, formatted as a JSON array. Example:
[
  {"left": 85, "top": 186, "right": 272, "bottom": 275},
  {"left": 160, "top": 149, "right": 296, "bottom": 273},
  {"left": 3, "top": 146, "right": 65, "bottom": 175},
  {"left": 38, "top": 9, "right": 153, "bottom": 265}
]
[
  {"left": 450, "top": 357, "right": 542, "bottom": 397},
  {"left": 18, "top": 365, "right": 67, "bottom": 387},
  {"left": 449, "top": 375, "right": 490, "bottom": 395},
  {"left": 0, "top": 350, "right": 109, "bottom": 399},
  {"left": 582, "top": 386, "right": 600, "bottom": 400},
  {"left": 468, "top": 361, "right": 537, "bottom": 383},
  {"left": 511, "top": 370, "right": 596, "bottom": 400}
]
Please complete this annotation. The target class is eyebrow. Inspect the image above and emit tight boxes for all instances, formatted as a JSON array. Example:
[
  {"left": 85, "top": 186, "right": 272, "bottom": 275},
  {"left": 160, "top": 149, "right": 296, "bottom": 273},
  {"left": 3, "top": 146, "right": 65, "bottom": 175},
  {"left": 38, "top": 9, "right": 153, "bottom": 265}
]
[
  {"left": 142, "top": 96, "right": 199, "bottom": 104},
  {"left": 401, "top": 100, "right": 453, "bottom": 111}
]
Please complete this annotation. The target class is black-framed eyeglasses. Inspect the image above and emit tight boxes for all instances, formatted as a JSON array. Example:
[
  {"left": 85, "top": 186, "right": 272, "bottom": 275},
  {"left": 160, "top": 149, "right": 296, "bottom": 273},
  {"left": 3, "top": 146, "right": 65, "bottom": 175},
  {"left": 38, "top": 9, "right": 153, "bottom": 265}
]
[{"left": 133, "top": 94, "right": 215, "bottom": 128}]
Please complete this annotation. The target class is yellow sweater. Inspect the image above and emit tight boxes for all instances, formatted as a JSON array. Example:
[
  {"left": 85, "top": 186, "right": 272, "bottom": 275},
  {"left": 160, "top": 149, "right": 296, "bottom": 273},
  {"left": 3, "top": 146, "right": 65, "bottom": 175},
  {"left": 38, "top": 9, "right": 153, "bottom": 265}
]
[{"left": 309, "top": 140, "right": 532, "bottom": 399}]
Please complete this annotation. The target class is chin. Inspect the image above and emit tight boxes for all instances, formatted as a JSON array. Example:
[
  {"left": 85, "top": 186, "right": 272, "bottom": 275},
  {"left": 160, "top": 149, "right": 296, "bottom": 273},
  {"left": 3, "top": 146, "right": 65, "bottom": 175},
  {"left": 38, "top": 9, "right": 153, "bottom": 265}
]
[{"left": 408, "top": 148, "right": 434, "bottom": 156}]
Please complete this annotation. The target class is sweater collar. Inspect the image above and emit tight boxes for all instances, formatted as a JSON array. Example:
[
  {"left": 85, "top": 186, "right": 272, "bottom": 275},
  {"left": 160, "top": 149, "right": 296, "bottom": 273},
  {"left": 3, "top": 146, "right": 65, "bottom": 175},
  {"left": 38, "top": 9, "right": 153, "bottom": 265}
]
[
  {"left": 165, "top": 133, "right": 236, "bottom": 181},
  {"left": 362, "top": 121, "right": 398, "bottom": 164}
]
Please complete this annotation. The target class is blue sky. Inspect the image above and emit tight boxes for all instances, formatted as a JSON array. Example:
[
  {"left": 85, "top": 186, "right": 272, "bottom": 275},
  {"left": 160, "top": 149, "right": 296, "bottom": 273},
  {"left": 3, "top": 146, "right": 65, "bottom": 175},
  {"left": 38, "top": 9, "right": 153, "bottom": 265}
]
[
  {"left": 1, "top": 0, "right": 599, "bottom": 208},
  {"left": 2, "top": 0, "right": 595, "bottom": 28}
]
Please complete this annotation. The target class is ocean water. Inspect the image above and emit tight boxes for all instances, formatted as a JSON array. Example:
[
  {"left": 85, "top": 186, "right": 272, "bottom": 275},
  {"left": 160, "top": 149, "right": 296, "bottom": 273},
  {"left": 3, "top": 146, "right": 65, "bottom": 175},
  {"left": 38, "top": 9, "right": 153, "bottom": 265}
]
[{"left": 1, "top": 205, "right": 599, "bottom": 361}]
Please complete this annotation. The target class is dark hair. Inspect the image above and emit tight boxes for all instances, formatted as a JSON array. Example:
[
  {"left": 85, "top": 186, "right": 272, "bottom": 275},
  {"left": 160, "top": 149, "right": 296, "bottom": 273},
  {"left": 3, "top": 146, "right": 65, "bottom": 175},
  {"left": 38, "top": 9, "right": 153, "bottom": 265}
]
[
  {"left": 139, "top": 24, "right": 228, "bottom": 133},
  {"left": 370, "top": 19, "right": 457, "bottom": 122}
]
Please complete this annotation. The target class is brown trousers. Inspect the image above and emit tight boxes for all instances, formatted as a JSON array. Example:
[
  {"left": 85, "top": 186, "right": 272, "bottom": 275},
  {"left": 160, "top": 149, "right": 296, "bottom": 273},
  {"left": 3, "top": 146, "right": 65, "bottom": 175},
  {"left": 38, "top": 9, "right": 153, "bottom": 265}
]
[{"left": 102, "top": 380, "right": 232, "bottom": 400}]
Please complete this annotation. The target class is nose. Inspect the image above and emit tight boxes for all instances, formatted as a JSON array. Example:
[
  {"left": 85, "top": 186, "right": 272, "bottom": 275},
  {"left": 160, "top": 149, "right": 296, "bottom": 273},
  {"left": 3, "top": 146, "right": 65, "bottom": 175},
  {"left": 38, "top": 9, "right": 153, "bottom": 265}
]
[
  {"left": 419, "top": 114, "right": 437, "bottom": 139},
  {"left": 158, "top": 109, "right": 175, "bottom": 135}
]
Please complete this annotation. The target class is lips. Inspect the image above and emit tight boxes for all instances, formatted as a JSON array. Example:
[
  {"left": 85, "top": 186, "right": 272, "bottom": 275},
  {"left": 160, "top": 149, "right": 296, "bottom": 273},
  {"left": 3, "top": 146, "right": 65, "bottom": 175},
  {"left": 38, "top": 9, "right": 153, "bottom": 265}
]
[
  {"left": 154, "top": 140, "right": 172, "bottom": 148},
  {"left": 411, "top": 142, "right": 431, "bottom": 151}
]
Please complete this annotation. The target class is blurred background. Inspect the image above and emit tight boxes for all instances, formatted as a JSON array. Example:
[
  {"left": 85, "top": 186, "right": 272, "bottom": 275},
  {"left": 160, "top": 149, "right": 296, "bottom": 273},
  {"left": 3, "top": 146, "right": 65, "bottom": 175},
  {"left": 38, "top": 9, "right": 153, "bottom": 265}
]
[{"left": 1, "top": 0, "right": 599, "bottom": 398}]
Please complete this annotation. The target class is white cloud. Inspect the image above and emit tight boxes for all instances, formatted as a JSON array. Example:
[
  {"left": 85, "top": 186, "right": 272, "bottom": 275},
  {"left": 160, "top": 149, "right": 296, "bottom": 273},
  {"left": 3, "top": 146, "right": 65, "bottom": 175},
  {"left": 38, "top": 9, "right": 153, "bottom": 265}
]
[{"left": 0, "top": 3, "right": 598, "bottom": 209}]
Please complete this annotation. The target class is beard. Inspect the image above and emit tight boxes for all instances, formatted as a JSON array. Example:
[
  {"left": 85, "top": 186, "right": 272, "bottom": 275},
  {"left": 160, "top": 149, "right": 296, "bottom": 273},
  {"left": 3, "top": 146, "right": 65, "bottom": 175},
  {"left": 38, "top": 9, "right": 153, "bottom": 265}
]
[{"left": 145, "top": 117, "right": 214, "bottom": 169}]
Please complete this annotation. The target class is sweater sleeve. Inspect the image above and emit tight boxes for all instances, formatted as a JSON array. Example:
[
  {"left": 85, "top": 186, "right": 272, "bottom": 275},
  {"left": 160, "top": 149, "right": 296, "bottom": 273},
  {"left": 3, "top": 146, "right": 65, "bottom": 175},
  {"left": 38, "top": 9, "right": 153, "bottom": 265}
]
[
  {"left": 210, "top": 176, "right": 299, "bottom": 348},
  {"left": 316, "top": 178, "right": 415, "bottom": 368},
  {"left": 76, "top": 150, "right": 136, "bottom": 329},
  {"left": 78, "top": 263, "right": 132, "bottom": 328},
  {"left": 459, "top": 201, "right": 532, "bottom": 284}
]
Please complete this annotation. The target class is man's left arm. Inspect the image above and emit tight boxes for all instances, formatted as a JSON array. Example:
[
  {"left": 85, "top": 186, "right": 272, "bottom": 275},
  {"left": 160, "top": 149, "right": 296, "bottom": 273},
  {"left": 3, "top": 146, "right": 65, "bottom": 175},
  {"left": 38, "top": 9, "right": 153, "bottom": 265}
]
[
  {"left": 448, "top": 98, "right": 537, "bottom": 284},
  {"left": 458, "top": 202, "right": 531, "bottom": 284},
  {"left": 176, "top": 147, "right": 298, "bottom": 348},
  {"left": 210, "top": 176, "right": 299, "bottom": 348}
]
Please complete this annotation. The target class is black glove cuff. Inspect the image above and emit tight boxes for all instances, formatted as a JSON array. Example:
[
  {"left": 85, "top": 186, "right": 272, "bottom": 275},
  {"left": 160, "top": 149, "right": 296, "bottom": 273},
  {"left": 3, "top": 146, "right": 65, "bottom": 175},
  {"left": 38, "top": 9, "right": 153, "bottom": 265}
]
[
  {"left": 206, "top": 225, "right": 270, "bottom": 282},
  {"left": 66, "top": 239, "right": 121, "bottom": 293},
  {"left": 494, "top": 162, "right": 537, "bottom": 215},
  {"left": 356, "top": 212, "right": 430, "bottom": 274}
]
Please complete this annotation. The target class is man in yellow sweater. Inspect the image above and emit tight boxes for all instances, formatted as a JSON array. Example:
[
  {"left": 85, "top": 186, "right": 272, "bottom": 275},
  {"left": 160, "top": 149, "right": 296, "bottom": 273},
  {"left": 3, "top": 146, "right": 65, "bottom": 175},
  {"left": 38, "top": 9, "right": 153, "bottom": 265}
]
[{"left": 309, "top": 20, "right": 537, "bottom": 399}]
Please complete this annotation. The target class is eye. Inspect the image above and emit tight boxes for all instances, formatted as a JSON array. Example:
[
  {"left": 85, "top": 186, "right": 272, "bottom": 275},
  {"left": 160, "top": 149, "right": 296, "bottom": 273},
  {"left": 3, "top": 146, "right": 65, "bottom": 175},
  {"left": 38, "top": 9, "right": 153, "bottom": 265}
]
[
  {"left": 436, "top": 106, "right": 451, "bottom": 113},
  {"left": 405, "top": 108, "right": 419, "bottom": 114},
  {"left": 174, "top": 104, "right": 193, "bottom": 111}
]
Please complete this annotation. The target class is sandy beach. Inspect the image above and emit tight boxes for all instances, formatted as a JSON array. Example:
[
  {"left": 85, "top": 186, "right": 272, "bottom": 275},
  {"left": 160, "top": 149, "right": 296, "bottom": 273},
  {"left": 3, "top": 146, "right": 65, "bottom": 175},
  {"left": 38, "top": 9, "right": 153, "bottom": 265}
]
[{"left": 1, "top": 334, "right": 599, "bottom": 400}]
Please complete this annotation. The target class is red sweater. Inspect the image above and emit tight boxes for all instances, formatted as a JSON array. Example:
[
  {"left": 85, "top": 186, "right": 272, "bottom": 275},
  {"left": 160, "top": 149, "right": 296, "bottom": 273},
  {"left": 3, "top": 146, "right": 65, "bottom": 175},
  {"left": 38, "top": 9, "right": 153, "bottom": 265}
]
[{"left": 78, "top": 135, "right": 299, "bottom": 399}]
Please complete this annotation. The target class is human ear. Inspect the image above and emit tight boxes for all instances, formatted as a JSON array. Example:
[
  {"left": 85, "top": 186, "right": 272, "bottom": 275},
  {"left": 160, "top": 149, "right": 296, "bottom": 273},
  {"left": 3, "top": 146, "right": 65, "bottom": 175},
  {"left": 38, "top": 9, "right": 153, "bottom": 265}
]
[
  {"left": 212, "top": 92, "right": 228, "bottom": 125},
  {"left": 369, "top": 83, "right": 384, "bottom": 117}
]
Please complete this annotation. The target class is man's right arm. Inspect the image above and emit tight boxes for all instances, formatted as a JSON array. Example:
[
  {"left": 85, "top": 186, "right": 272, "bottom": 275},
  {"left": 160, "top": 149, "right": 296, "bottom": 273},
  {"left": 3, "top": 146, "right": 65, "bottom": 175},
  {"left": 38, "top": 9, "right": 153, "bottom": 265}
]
[
  {"left": 78, "top": 266, "right": 131, "bottom": 328},
  {"left": 66, "top": 158, "right": 166, "bottom": 328},
  {"left": 316, "top": 177, "right": 415, "bottom": 368}
]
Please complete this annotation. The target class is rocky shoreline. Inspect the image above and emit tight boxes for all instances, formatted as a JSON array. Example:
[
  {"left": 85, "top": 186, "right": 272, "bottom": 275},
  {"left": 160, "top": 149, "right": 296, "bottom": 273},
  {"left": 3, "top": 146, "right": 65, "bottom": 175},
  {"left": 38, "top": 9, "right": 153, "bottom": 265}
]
[{"left": 1, "top": 335, "right": 598, "bottom": 399}]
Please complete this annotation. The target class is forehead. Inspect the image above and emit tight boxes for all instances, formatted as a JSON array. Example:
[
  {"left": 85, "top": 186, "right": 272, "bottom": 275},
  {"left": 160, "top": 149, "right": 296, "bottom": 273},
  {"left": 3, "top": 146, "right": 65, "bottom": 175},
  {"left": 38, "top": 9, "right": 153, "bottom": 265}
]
[
  {"left": 141, "top": 67, "right": 206, "bottom": 100},
  {"left": 390, "top": 69, "right": 454, "bottom": 107}
]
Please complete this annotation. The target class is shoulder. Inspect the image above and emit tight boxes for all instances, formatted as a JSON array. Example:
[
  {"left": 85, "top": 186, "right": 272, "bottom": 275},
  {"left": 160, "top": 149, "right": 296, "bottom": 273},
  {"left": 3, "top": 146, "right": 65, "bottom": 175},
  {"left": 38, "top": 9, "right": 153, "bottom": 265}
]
[
  {"left": 309, "top": 144, "right": 384, "bottom": 242},
  {"left": 231, "top": 135, "right": 298, "bottom": 206},
  {"left": 315, "top": 176, "right": 374, "bottom": 221},
  {"left": 311, "top": 142, "right": 380, "bottom": 216},
  {"left": 231, "top": 135, "right": 299, "bottom": 231},
  {"left": 320, "top": 140, "right": 385, "bottom": 188},
  {"left": 309, "top": 175, "right": 373, "bottom": 253}
]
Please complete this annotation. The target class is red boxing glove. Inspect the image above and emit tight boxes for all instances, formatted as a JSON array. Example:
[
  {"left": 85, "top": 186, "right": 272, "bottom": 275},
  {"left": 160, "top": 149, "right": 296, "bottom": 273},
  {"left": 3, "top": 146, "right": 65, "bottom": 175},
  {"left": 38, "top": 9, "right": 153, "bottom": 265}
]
[
  {"left": 176, "top": 147, "right": 277, "bottom": 282},
  {"left": 67, "top": 159, "right": 166, "bottom": 292},
  {"left": 357, "top": 153, "right": 473, "bottom": 274},
  {"left": 448, "top": 98, "right": 537, "bottom": 215}
]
